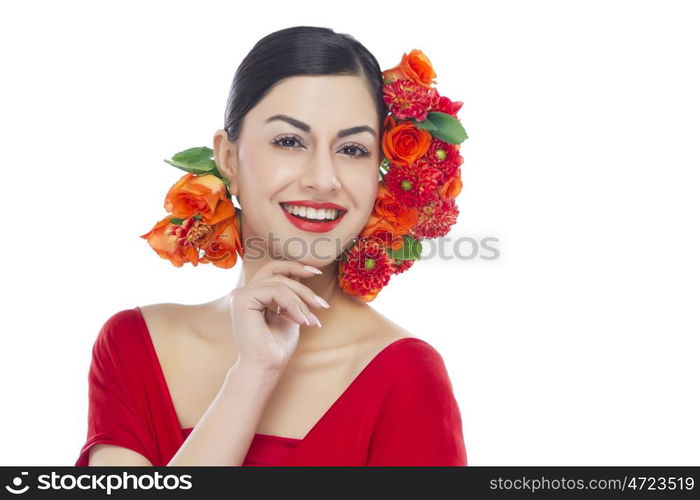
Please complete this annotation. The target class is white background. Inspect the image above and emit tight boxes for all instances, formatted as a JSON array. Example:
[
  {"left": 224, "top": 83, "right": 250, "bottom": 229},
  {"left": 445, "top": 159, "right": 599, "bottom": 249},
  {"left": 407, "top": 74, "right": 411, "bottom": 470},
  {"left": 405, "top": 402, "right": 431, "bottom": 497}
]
[{"left": 1, "top": 0, "right": 698, "bottom": 466}]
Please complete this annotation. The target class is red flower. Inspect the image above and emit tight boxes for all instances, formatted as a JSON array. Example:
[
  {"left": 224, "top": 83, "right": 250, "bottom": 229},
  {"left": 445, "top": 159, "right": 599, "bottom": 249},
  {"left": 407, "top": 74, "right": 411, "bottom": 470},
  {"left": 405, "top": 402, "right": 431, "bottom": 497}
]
[
  {"left": 383, "top": 79, "right": 437, "bottom": 121},
  {"left": 391, "top": 257, "right": 416, "bottom": 274},
  {"left": 383, "top": 160, "right": 443, "bottom": 208},
  {"left": 430, "top": 88, "right": 464, "bottom": 116},
  {"left": 338, "top": 237, "right": 394, "bottom": 301},
  {"left": 412, "top": 197, "right": 459, "bottom": 239},
  {"left": 424, "top": 138, "right": 462, "bottom": 183}
]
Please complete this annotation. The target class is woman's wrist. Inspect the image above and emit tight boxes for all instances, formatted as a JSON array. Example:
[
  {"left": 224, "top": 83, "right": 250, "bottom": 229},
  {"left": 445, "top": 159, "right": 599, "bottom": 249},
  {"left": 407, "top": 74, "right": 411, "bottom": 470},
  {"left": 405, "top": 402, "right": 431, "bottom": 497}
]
[{"left": 225, "top": 359, "right": 284, "bottom": 389}]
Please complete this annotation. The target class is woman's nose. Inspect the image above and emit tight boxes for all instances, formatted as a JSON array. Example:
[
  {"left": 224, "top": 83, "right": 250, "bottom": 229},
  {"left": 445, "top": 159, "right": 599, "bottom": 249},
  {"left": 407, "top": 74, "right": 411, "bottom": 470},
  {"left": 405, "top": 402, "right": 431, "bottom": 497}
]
[{"left": 300, "top": 150, "right": 342, "bottom": 193}]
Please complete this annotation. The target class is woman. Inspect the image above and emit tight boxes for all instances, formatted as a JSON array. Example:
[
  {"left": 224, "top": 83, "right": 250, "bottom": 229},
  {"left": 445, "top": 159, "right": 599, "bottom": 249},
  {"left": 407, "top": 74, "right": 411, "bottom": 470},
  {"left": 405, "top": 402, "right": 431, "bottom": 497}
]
[{"left": 75, "top": 26, "right": 467, "bottom": 466}]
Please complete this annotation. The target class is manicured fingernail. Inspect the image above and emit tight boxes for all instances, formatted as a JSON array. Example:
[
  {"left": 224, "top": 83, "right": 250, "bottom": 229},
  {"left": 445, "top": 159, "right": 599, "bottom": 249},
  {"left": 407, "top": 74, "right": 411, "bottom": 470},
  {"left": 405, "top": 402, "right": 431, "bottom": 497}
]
[
  {"left": 303, "top": 265, "right": 323, "bottom": 274},
  {"left": 314, "top": 295, "right": 330, "bottom": 308},
  {"left": 308, "top": 312, "right": 322, "bottom": 327},
  {"left": 297, "top": 305, "right": 310, "bottom": 326}
]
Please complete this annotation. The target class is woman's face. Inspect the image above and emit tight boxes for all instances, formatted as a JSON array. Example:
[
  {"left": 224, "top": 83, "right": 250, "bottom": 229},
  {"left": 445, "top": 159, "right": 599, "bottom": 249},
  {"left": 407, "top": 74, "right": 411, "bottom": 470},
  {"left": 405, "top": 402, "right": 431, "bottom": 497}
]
[{"left": 227, "top": 74, "right": 381, "bottom": 267}]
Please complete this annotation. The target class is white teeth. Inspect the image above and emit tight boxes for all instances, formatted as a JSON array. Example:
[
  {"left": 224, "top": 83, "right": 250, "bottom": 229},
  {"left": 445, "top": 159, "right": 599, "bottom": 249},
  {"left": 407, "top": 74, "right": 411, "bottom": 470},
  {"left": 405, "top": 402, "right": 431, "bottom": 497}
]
[{"left": 282, "top": 203, "right": 341, "bottom": 221}]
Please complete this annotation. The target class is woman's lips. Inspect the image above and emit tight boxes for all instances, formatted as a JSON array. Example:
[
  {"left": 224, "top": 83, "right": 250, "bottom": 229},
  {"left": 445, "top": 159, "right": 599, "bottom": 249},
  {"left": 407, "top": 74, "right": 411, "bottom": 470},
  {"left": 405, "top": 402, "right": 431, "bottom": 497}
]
[{"left": 280, "top": 205, "right": 346, "bottom": 233}]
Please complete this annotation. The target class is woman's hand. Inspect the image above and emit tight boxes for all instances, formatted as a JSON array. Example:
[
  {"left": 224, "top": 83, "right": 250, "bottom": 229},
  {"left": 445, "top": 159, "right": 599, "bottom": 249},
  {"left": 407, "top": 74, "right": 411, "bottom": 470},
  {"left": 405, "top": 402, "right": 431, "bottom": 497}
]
[{"left": 227, "top": 260, "right": 328, "bottom": 373}]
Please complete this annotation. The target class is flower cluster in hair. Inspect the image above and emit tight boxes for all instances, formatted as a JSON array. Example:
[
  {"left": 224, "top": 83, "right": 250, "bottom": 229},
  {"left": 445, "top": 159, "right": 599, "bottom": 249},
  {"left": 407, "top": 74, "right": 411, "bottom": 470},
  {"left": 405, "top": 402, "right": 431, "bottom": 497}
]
[
  {"left": 139, "top": 49, "right": 467, "bottom": 303},
  {"left": 338, "top": 49, "right": 467, "bottom": 301}
]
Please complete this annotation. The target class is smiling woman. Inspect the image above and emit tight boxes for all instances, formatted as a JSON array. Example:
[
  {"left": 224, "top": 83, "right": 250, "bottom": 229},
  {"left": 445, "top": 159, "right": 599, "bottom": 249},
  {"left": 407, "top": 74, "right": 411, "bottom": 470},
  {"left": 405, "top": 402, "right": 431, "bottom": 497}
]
[
  {"left": 76, "top": 25, "right": 467, "bottom": 467},
  {"left": 222, "top": 71, "right": 384, "bottom": 265}
]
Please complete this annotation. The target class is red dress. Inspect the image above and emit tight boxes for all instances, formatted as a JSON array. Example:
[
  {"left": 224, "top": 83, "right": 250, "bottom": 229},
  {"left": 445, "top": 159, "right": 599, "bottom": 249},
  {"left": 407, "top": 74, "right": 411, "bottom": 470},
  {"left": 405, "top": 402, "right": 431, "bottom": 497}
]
[{"left": 75, "top": 306, "right": 468, "bottom": 466}]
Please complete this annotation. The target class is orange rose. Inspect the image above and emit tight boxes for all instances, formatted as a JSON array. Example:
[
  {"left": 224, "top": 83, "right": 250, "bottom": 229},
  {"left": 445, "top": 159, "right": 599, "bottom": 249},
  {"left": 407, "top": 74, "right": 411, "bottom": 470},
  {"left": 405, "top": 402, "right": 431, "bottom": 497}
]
[
  {"left": 164, "top": 172, "right": 229, "bottom": 223},
  {"left": 360, "top": 213, "right": 406, "bottom": 251},
  {"left": 382, "top": 117, "right": 432, "bottom": 167},
  {"left": 140, "top": 205, "right": 242, "bottom": 269},
  {"left": 438, "top": 169, "right": 463, "bottom": 199},
  {"left": 382, "top": 49, "right": 437, "bottom": 89},
  {"left": 201, "top": 214, "right": 244, "bottom": 269},
  {"left": 373, "top": 184, "right": 418, "bottom": 231},
  {"left": 205, "top": 196, "right": 236, "bottom": 225},
  {"left": 139, "top": 215, "right": 199, "bottom": 267}
]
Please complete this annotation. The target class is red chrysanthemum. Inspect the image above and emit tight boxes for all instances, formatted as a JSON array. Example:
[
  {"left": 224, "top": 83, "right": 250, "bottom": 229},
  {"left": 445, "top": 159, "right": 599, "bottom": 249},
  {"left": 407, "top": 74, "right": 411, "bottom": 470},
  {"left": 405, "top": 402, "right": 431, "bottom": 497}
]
[
  {"left": 391, "top": 257, "right": 416, "bottom": 274},
  {"left": 383, "top": 160, "right": 443, "bottom": 208},
  {"left": 383, "top": 79, "right": 437, "bottom": 121},
  {"left": 412, "top": 197, "right": 459, "bottom": 239},
  {"left": 338, "top": 237, "right": 394, "bottom": 299},
  {"left": 424, "top": 138, "right": 463, "bottom": 183},
  {"left": 430, "top": 88, "right": 464, "bottom": 116}
]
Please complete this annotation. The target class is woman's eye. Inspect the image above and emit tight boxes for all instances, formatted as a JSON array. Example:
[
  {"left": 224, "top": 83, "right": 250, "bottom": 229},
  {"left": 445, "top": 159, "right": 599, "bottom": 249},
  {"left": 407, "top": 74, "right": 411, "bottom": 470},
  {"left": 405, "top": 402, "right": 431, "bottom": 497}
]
[
  {"left": 341, "top": 144, "right": 371, "bottom": 158},
  {"left": 272, "top": 135, "right": 303, "bottom": 150},
  {"left": 272, "top": 135, "right": 371, "bottom": 158}
]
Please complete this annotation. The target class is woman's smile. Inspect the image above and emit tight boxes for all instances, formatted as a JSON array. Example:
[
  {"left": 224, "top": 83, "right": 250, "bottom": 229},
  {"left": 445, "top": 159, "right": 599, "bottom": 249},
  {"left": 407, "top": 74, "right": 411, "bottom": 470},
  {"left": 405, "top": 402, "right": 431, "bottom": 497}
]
[{"left": 279, "top": 201, "right": 347, "bottom": 233}]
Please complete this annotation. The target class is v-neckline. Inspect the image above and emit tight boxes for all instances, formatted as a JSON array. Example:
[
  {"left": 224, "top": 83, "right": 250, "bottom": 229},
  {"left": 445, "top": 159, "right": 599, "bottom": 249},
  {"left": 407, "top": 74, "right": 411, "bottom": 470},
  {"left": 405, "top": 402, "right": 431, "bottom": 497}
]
[{"left": 133, "top": 305, "right": 423, "bottom": 445}]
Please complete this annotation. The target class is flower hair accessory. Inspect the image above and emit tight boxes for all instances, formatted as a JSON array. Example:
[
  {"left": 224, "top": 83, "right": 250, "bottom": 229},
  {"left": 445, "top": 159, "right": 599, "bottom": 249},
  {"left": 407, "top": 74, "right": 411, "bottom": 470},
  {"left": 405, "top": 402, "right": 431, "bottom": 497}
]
[{"left": 140, "top": 49, "right": 467, "bottom": 302}]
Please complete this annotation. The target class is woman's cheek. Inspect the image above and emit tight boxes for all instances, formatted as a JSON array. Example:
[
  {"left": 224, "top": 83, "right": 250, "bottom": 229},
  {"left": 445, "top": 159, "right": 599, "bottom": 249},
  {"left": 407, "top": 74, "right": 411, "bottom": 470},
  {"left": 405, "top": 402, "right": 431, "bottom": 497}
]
[
  {"left": 242, "top": 154, "right": 279, "bottom": 194},
  {"left": 360, "top": 170, "right": 379, "bottom": 212}
]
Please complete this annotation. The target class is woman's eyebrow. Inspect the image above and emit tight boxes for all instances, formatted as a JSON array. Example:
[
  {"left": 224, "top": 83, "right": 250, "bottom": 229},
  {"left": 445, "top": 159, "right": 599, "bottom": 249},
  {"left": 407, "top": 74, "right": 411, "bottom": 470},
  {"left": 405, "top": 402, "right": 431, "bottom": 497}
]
[{"left": 265, "top": 114, "right": 375, "bottom": 138}]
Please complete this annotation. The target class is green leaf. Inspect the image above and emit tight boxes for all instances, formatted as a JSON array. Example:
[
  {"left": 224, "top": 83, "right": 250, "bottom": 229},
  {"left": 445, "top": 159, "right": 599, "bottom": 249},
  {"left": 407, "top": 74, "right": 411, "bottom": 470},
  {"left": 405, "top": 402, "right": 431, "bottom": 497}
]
[
  {"left": 164, "top": 146, "right": 217, "bottom": 174},
  {"left": 418, "top": 111, "right": 468, "bottom": 144},
  {"left": 387, "top": 235, "right": 422, "bottom": 261},
  {"left": 378, "top": 158, "right": 388, "bottom": 180},
  {"left": 412, "top": 116, "right": 439, "bottom": 132}
]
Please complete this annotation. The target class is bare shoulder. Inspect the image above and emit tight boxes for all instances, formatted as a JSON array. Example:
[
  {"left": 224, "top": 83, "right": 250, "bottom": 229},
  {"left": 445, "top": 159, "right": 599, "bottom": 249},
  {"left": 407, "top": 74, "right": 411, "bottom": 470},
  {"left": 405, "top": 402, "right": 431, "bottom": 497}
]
[
  {"left": 366, "top": 305, "right": 419, "bottom": 343},
  {"left": 136, "top": 302, "right": 206, "bottom": 360},
  {"left": 136, "top": 301, "right": 236, "bottom": 430},
  {"left": 360, "top": 311, "right": 450, "bottom": 389},
  {"left": 348, "top": 305, "right": 421, "bottom": 370},
  {"left": 358, "top": 306, "right": 450, "bottom": 367},
  {"left": 137, "top": 302, "right": 189, "bottom": 339}
]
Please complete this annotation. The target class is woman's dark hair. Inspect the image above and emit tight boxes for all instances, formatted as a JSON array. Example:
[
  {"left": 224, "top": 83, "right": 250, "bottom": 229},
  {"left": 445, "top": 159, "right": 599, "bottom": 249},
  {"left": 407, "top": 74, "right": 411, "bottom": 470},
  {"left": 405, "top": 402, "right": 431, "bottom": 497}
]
[{"left": 224, "top": 26, "right": 388, "bottom": 150}]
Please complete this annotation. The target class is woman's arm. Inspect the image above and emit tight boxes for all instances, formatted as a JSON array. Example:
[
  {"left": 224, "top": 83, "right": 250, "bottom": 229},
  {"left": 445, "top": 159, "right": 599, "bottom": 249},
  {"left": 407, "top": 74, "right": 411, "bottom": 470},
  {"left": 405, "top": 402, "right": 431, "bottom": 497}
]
[
  {"left": 165, "top": 361, "right": 281, "bottom": 466},
  {"left": 88, "top": 445, "right": 153, "bottom": 466},
  {"left": 87, "top": 361, "right": 282, "bottom": 467}
]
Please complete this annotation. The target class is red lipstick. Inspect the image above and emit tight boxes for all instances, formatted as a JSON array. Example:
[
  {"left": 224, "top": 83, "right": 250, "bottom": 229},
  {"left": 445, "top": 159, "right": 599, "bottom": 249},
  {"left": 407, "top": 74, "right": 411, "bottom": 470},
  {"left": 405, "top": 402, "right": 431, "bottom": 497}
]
[{"left": 281, "top": 200, "right": 347, "bottom": 211}]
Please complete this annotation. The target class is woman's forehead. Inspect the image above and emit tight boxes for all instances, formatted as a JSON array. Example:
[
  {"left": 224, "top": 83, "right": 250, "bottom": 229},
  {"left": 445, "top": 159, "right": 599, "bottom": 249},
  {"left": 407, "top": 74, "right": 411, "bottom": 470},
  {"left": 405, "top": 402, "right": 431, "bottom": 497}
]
[{"left": 250, "top": 75, "right": 378, "bottom": 128}]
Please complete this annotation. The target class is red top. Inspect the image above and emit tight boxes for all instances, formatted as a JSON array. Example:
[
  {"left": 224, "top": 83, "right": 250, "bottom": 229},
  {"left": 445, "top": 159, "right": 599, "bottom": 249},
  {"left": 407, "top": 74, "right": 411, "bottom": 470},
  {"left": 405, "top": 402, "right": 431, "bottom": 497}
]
[{"left": 75, "top": 306, "right": 468, "bottom": 466}]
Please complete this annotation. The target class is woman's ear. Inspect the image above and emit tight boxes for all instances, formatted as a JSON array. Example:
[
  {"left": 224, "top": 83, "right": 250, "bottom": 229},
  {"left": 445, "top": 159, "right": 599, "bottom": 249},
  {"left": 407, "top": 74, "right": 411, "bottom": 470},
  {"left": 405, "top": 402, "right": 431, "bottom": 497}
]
[{"left": 213, "top": 129, "right": 239, "bottom": 195}]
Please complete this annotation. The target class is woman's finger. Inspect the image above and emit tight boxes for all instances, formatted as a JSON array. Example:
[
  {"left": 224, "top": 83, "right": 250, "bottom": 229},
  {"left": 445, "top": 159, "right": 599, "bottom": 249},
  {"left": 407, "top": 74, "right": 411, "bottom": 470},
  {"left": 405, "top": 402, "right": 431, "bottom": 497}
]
[
  {"left": 250, "top": 260, "right": 323, "bottom": 285},
  {"left": 257, "top": 276, "right": 327, "bottom": 327},
  {"left": 258, "top": 274, "right": 330, "bottom": 312},
  {"left": 256, "top": 283, "right": 315, "bottom": 327}
]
